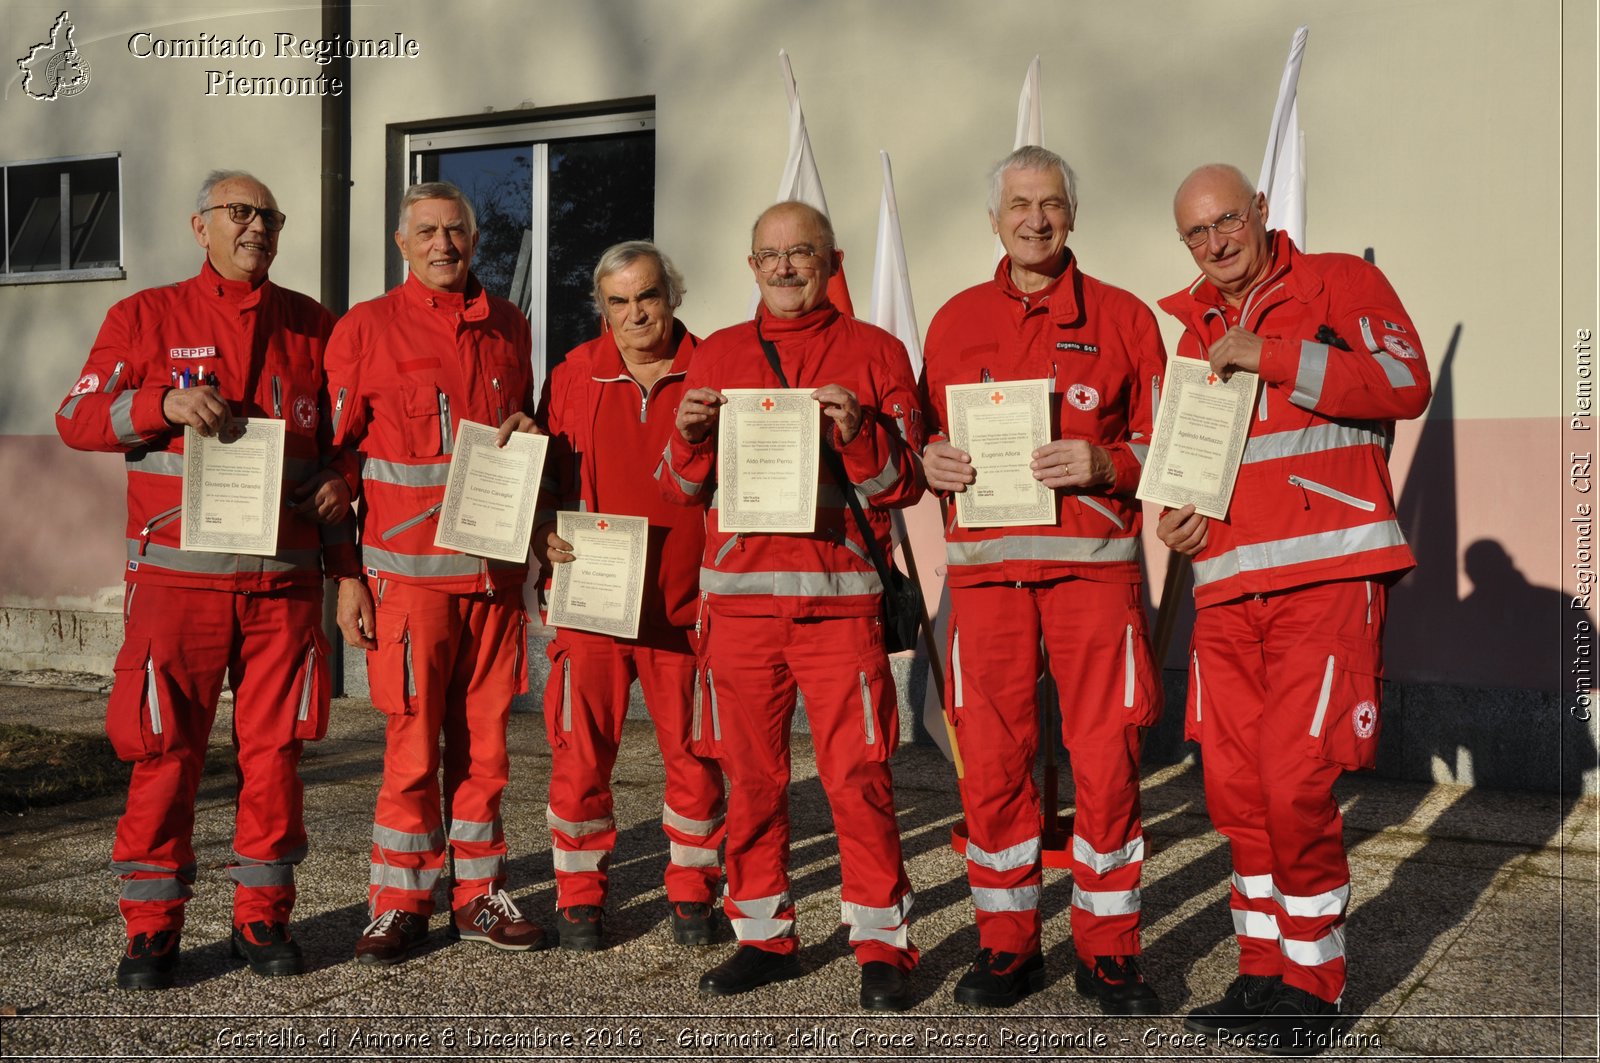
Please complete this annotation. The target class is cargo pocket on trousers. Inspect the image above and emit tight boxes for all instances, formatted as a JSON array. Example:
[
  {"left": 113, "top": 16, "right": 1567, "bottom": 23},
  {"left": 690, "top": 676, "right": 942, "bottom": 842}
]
[
  {"left": 854, "top": 648, "right": 897, "bottom": 763},
  {"left": 105, "top": 636, "right": 163, "bottom": 762},
  {"left": 1183, "top": 649, "right": 1204, "bottom": 745},
  {"left": 1305, "top": 642, "right": 1383, "bottom": 771},
  {"left": 543, "top": 641, "right": 571, "bottom": 751},
  {"left": 368, "top": 610, "right": 416, "bottom": 717},
  {"left": 293, "top": 627, "right": 333, "bottom": 740},
  {"left": 1120, "top": 619, "right": 1164, "bottom": 728}
]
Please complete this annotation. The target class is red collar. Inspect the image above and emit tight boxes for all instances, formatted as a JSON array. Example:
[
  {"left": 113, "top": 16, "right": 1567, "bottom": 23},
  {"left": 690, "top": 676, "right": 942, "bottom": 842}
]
[
  {"left": 400, "top": 270, "right": 491, "bottom": 320},
  {"left": 755, "top": 300, "right": 839, "bottom": 339}
]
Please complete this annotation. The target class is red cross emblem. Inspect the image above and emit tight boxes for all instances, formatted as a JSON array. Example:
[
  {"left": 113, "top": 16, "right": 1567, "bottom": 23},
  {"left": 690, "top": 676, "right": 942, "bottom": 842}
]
[
  {"left": 990, "top": 391, "right": 1005, "bottom": 405},
  {"left": 1206, "top": 372, "right": 1219, "bottom": 385},
  {"left": 595, "top": 519, "right": 609, "bottom": 531},
  {"left": 760, "top": 397, "right": 775, "bottom": 411}
]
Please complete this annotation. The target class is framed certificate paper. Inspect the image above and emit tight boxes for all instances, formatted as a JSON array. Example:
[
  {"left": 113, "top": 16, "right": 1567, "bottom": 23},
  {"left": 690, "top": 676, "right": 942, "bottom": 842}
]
[
  {"left": 716, "top": 388, "right": 819, "bottom": 533},
  {"left": 946, "top": 378, "right": 1054, "bottom": 528},
  {"left": 547, "top": 512, "right": 649, "bottom": 639},
  {"left": 180, "top": 418, "right": 286, "bottom": 556},
  {"left": 433, "top": 420, "right": 549, "bottom": 563},
  {"left": 1136, "top": 356, "right": 1259, "bottom": 519}
]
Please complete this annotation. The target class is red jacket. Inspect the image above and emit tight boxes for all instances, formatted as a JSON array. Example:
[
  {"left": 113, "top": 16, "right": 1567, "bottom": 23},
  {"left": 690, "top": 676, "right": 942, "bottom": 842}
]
[
  {"left": 658, "top": 303, "right": 925, "bottom": 619},
  {"left": 537, "top": 323, "right": 705, "bottom": 634},
  {"left": 326, "top": 273, "right": 534, "bottom": 595},
  {"left": 922, "top": 254, "right": 1165, "bottom": 587},
  {"left": 56, "top": 260, "right": 345, "bottom": 590},
  {"left": 1157, "top": 230, "right": 1431, "bottom": 607}
]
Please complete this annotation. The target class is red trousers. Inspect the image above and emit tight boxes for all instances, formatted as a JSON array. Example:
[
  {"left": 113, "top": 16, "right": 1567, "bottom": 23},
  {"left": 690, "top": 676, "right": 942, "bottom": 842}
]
[
  {"left": 947, "top": 578, "right": 1160, "bottom": 961},
  {"left": 365, "top": 581, "right": 527, "bottom": 917},
  {"left": 107, "top": 583, "right": 328, "bottom": 937},
  {"left": 702, "top": 608, "right": 916, "bottom": 970},
  {"left": 543, "top": 628, "right": 725, "bottom": 907},
  {"left": 1188, "top": 578, "right": 1388, "bottom": 1003}
]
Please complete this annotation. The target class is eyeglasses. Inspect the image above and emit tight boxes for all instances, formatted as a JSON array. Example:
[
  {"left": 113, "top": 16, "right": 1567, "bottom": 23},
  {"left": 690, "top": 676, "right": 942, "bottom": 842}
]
[
  {"left": 751, "top": 245, "right": 826, "bottom": 273},
  {"left": 201, "top": 202, "right": 286, "bottom": 231},
  {"left": 1179, "top": 203, "right": 1251, "bottom": 248}
]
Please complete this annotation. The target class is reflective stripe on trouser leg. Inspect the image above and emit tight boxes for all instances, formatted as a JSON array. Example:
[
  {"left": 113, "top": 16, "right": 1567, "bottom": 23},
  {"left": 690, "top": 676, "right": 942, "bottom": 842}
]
[
  {"left": 1274, "top": 882, "right": 1349, "bottom": 1001},
  {"left": 723, "top": 889, "right": 796, "bottom": 945},
  {"left": 640, "top": 642, "right": 726, "bottom": 904},
  {"left": 842, "top": 892, "right": 914, "bottom": 953},
  {"left": 544, "top": 630, "right": 628, "bottom": 908}
]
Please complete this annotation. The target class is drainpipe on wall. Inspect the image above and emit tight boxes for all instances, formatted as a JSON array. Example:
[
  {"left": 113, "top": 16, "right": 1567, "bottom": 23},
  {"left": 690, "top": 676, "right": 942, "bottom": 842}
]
[{"left": 321, "top": 0, "right": 352, "bottom": 696}]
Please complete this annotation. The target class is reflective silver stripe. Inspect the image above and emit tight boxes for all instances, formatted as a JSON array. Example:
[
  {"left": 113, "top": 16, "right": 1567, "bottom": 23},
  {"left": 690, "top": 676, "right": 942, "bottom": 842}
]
[
  {"left": 560, "top": 659, "right": 571, "bottom": 732},
  {"left": 729, "top": 891, "right": 790, "bottom": 920},
  {"left": 111, "top": 860, "right": 189, "bottom": 876},
  {"left": 1289, "top": 476, "right": 1376, "bottom": 512},
  {"left": 713, "top": 536, "right": 741, "bottom": 566},
  {"left": 1072, "top": 834, "right": 1145, "bottom": 875},
  {"left": 296, "top": 641, "right": 316, "bottom": 723},
  {"left": 730, "top": 916, "right": 793, "bottom": 941},
  {"left": 362, "top": 547, "right": 484, "bottom": 579},
  {"left": 946, "top": 535, "right": 1139, "bottom": 567},
  {"left": 1358, "top": 316, "right": 1381, "bottom": 353},
  {"left": 369, "top": 864, "right": 440, "bottom": 891},
  {"left": 951, "top": 627, "right": 964, "bottom": 709},
  {"left": 118, "top": 878, "right": 190, "bottom": 901},
  {"left": 227, "top": 862, "right": 295, "bottom": 887},
  {"left": 860, "top": 671, "right": 876, "bottom": 745},
  {"left": 1308, "top": 655, "right": 1337, "bottom": 738},
  {"left": 669, "top": 842, "right": 721, "bottom": 868},
  {"left": 1127, "top": 442, "right": 1148, "bottom": 466},
  {"left": 1080, "top": 496, "right": 1126, "bottom": 531},
  {"left": 546, "top": 806, "right": 613, "bottom": 837},
  {"left": 699, "top": 567, "right": 883, "bottom": 598},
  {"left": 1292, "top": 340, "right": 1329, "bottom": 408},
  {"left": 662, "top": 444, "right": 702, "bottom": 496},
  {"left": 1232, "top": 872, "right": 1274, "bottom": 899},
  {"left": 1372, "top": 351, "right": 1415, "bottom": 388},
  {"left": 840, "top": 893, "right": 913, "bottom": 927},
  {"left": 1123, "top": 624, "right": 1136, "bottom": 707},
  {"left": 110, "top": 391, "right": 146, "bottom": 447},
  {"left": 61, "top": 393, "right": 87, "bottom": 419},
  {"left": 373, "top": 824, "right": 444, "bottom": 852},
  {"left": 857, "top": 453, "right": 900, "bottom": 498},
  {"left": 848, "top": 923, "right": 911, "bottom": 949},
  {"left": 1275, "top": 884, "right": 1350, "bottom": 919},
  {"left": 971, "top": 885, "right": 1040, "bottom": 912},
  {"left": 1242, "top": 422, "right": 1387, "bottom": 464},
  {"left": 839, "top": 534, "right": 869, "bottom": 563},
  {"left": 1258, "top": 384, "right": 1270, "bottom": 421},
  {"left": 1281, "top": 927, "right": 1346, "bottom": 966},
  {"left": 966, "top": 836, "right": 1040, "bottom": 873},
  {"left": 365, "top": 459, "right": 451, "bottom": 487},
  {"left": 663, "top": 802, "right": 725, "bottom": 836},
  {"left": 1071, "top": 885, "right": 1141, "bottom": 916},
  {"left": 1192, "top": 652, "right": 1202, "bottom": 723},
  {"left": 1233, "top": 909, "right": 1281, "bottom": 940},
  {"left": 128, "top": 541, "right": 320, "bottom": 574},
  {"left": 1192, "top": 521, "right": 1408, "bottom": 587},
  {"left": 448, "top": 818, "right": 499, "bottom": 844},
  {"left": 707, "top": 669, "right": 721, "bottom": 741},
  {"left": 145, "top": 657, "right": 163, "bottom": 736},
  {"left": 552, "top": 848, "right": 610, "bottom": 873},
  {"left": 454, "top": 854, "right": 505, "bottom": 880},
  {"left": 380, "top": 503, "right": 442, "bottom": 540}
]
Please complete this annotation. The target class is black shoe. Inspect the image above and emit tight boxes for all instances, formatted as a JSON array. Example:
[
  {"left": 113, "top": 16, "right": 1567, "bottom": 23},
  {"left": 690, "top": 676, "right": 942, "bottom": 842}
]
[
  {"left": 116, "top": 930, "right": 180, "bottom": 990},
  {"left": 859, "top": 960, "right": 911, "bottom": 1011},
  {"left": 1184, "top": 973, "right": 1284, "bottom": 1034},
  {"left": 952, "top": 948, "right": 1045, "bottom": 1008},
  {"left": 1074, "top": 954, "right": 1161, "bottom": 1016},
  {"left": 231, "top": 920, "right": 305, "bottom": 977},
  {"left": 1253, "top": 984, "right": 1349, "bottom": 1056},
  {"left": 557, "top": 904, "right": 604, "bottom": 952},
  {"left": 697, "top": 944, "right": 803, "bottom": 997},
  {"left": 670, "top": 900, "right": 715, "bottom": 946}
]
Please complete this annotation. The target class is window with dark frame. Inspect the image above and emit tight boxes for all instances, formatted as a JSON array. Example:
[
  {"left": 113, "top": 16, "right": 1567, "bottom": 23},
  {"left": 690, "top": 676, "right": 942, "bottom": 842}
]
[{"left": 2, "top": 153, "right": 123, "bottom": 284}]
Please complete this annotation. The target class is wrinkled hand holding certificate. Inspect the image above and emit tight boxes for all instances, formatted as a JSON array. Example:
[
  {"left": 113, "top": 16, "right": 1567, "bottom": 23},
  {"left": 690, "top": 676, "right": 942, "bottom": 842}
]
[
  {"left": 180, "top": 418, "right": 285, "bottom": 556},
  {"left": 716, "top": 388, "right": 819, "bottom": 533},
  {"left": 433, "top": 420, "right": 548, "bottom": 563},
  {"left": 946, "top": 378, "right": 1053, "bottom": 528},
  {"left": 1136, "top": 357, "right": 1258, "bottom": 519},
  {"left": 547, "top": 512, "right": 648, "bottom": 639}
]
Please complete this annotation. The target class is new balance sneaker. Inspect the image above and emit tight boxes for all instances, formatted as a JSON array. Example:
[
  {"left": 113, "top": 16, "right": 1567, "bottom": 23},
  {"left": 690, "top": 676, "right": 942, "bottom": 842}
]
[
  {"left": 1074, "top": 954, "right": 1161, "bottom": 1016},
  {"left": 230, "top": 920, "right": 305, "bottom": 977},
  {"left": 556, "top": 904, "right": 604, "bottom": 952},
  {"left": 354, "top": 909, "right": 428, "bottom": 966},
  {"left": 453, "top": 890, "right": 545, "bottom": 951},
  {"left": 1184, "top": 973, "right": 1284, "bottom": 1034},
  {"left": 952, "top": 948, "right": 1045, "bottom": 1007},
  {"left": 1253, "top": 984, "right": 1350, "bottom": 1056},
  {"left": 669, "top": 900, "right": 716, "bottom": 946},
  {"left": 697, "top": 944, "right": 803, "bottom": 997},
  {"left": 116, "top": 930, "right": 180, "bottom": 990}
]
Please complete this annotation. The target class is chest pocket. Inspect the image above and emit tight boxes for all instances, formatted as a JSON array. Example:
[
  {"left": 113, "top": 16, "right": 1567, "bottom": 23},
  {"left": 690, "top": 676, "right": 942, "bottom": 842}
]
[{"left": 400, "top": 382, "right": 448, "bottom": 458}]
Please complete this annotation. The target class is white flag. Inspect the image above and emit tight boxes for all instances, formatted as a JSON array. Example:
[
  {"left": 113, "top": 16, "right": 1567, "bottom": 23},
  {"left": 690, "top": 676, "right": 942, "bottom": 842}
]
[
  {"left": 995, "top": 55, "right": 1044, "bottom": 263},
  {"left": 1258, "top": 26, "right": 1308, "bottom": 250},
  {"left": 869, "top": 151, "right": 922, "bottom": 380}
]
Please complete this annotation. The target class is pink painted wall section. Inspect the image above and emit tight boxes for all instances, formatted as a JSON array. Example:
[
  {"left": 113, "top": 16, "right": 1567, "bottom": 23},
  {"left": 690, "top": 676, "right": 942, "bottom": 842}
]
[{"left": 0, "top": 436, "right": 126, "bottom": 604}]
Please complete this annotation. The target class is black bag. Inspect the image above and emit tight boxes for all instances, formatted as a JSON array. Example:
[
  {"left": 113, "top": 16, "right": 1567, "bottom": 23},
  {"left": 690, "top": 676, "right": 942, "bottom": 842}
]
[{"left": 756, "top": 331, "right": 924, "bottom": 654}]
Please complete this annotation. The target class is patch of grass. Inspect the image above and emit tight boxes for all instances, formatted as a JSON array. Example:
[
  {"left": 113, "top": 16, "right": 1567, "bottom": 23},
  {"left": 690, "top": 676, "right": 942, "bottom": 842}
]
[{"left": 0, "top": 723, "right": 130, "bottom": 814}]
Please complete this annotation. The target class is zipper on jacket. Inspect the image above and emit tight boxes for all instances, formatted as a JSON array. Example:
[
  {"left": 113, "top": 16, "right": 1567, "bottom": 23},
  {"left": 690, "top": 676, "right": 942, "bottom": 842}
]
[
  {"left": 691, "top": 668, "right": 704, "bottom": 741},
  {"left": 694, "top": 590, "right": 708, "bottom": 637},
  {"left": 124, "top": 585, "right": 137, "bottom": 622},
  {"left": 296, "top": 640, "right": 317, "bottom": 724},
  {"left": 1288, "top": 475, "right": 1376, "bottom": 512},
  {"left": 382, "top": 502, "right": 442, "bottom": 540},
  {"left": 145, "top": 656, "right": 164, "bottom": 736},
  {"left": 271, "top": 375, "right": 283, "bottom": 419},
  {"left": 492, "top": 376, "right": 504, "bottom": 426},
  {"left": 1079, "top": 496, "right": 1126, "bottom": 531},
  {"left": 713, "top": 534, "right": 742, "bottom": 566},
  {"left": 892, "top": 403, "right": 910, "bottom": 444},
  {"left": 376, "top": 577, "right": 388, "bottom": 606},
  {"left": 561, "top": 658, "right": 572, "bottom": 732},
  {"left": 1151, "top": 374, "right": 1161, "bottom": 423},
  {"left": 437, "top": 392, "right": 453, "bottom": 454},
  {"left": 105, "top": 361, "right": 125, "bottom": 392},
  {"left": 483, "top": 558, "right": 494, "bottom": 598},
  {"left": 860, "top": 672, "right": 876, "bottom": 746},
  {"left": 1258, "top": 386, "right": 1269, "bottom": 422},
  {"left": 138, "top": 506, "right": 183, "bottom": 554},
  {"left": 332, "top": 387, "right": 348, "bottom": 438}
]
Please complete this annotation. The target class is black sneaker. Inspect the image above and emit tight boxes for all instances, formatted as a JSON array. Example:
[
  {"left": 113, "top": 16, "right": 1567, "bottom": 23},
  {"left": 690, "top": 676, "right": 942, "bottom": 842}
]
[
  {"left": 1184, "top": 973, "right": 1284, "bottom": 1034},
  {"left": 952, "top": 948, "right": 1045, "bottom": 1007},
  {"left": 231, "top": 920, "right": 305, "bottom": 977},
  {"left": 1254, "top": 984, "right": 1349, "bottom": 1056},
  {"left": 859, "top": 960, "right": 911, "bottom": 1012},
  {"left": 116, "top": 930, "right": 180, "bottom": 990},
  {"left": 698, "top": 944, "right": 804, "bottom": 997},
  {"left": 1074, "top": 954, "right": 1161, "bottom": 1016},
  {"left": 670, "top": 900, "right": 715, "bottom": 946},
  {"left": 556, "top": 904, "right": 604, "bottom": 952}
]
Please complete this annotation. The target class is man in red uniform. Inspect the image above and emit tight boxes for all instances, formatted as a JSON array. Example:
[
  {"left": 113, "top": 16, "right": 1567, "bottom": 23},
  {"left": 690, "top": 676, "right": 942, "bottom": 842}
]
[
  {"left": 330, "top": 181, "right": 543, "bottom": 965},
  {"left": 57, "top": 170, "right": 349, "bottom": 989},
  {"left": 921, "top": 146, "right": 1166, "bottom": 1013},
  {"left": 661, "top": 201, "right": 923, "bottom": 1011},
  {"left": 1157, "top": 164, "right": 1430, "bottom": 1053},
  {"left": 518, "top": 241, "right": 724, "bottom": 951}
]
